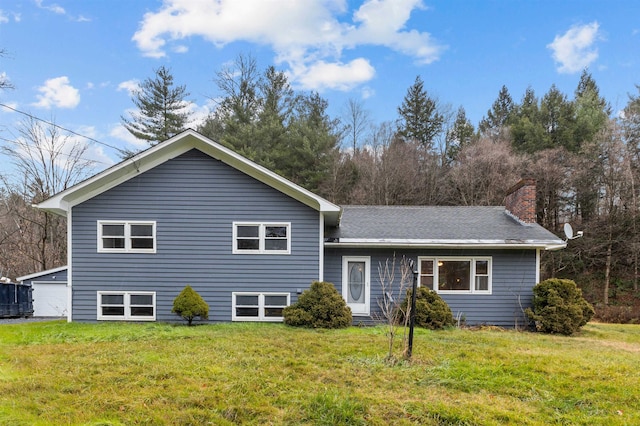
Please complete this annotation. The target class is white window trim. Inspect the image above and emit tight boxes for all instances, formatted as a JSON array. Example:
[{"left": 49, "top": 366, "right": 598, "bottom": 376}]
[
  {"left": 97, "top": 221, "right": 156, "bottom": 253},
  {"left": 418, "top": 256, "right": 492, "bottom": 295},
  {"left": 97, "top": 291, "right": 156, "bottom": 321},
  {"left": 232, "top": 222, "right": 291, "bottom": 254},
  {"left": 232, "top": 292, "right": 290, "bottom": 322}
]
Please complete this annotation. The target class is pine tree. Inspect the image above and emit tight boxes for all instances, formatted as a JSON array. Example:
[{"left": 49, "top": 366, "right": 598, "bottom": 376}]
[
  {"left": 121, "top": 66, "right": 191, "bottom": 148},
  {"left": 573, "top": 69, "right": 610, "bottom": 150},
  {"left": 397, "top": 75, "right": 444, "bottom": 150},
  {"left": 445, "top": 106, "right": 475, "bottom": 163},
  {"left": 479, "top": 85, "right": 514, "bottom": 137},
  {"left": 510, "top": 86, "right": 546, "bottom": 153},
  {"left": 539, "top": 85, "right": 575, "bottom": 151}
]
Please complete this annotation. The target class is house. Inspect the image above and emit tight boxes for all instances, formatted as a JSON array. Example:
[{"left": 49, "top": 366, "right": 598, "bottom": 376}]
[
  {"left": 34, "top": 130, "right": 565, "bottom": 327},
  {"left": 17, "top": 266, "right": 68, "bottom": 317}
]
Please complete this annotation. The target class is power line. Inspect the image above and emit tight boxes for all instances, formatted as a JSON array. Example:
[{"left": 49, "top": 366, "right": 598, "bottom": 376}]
[
  {"left": 0, "top": 102, "right": 127, "bottom": 155},
  {"left": 0, "top": 135, "right": 112, "bottom": 166}
]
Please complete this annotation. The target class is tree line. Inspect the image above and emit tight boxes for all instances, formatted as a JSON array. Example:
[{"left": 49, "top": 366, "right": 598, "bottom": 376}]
[{"left": 2, "top": 53, "right": 640, "bottom": 315}]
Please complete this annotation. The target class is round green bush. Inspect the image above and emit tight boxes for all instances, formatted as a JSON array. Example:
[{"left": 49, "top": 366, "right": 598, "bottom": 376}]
[
  {"left": 525, "top": 278, "right": 594, "bottom": 335},
  {"left": 283, "top": 281, "right": 352, "bottom": 328},
  {"left": 172, "top": 285, "right": 209, "bottom": 326},
  {"left": 400, "top": 287, "right": 454, "bottom": 330}
]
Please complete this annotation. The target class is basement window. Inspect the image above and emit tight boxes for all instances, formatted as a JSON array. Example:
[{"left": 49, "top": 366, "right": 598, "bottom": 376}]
[
  {"left": 232, "top": 292, "right": 290, "bottom": 321},
  {"left": 97, "top": 291, "right": 156, "bottom": 321}
]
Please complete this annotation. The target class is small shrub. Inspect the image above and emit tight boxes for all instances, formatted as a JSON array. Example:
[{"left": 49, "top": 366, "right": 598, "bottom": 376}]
[
  {"left": 283, "top": 281, "right": 352, "bottom": 328},
  {"left": 172, "top": 285, "right": 209, "bottom": 326},
  {"left": 525, "top": 278, "right": 594, "bottom": 335},
  {"left": 400, "top": 287, "right": 454, "bottom": 330}
]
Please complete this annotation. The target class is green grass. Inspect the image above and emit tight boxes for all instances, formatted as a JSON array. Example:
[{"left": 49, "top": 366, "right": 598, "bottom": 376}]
[{"left": 0, "top": 321, "right": 639, "bottom": 425}]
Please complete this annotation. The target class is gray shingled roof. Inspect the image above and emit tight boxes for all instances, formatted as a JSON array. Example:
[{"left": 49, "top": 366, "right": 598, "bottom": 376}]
[{"left": 325, "top": 205, "right": 565, "bottom": 249}]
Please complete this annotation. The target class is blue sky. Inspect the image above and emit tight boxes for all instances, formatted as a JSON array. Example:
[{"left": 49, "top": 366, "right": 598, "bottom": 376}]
[{"left": 0, "top": 0, "right": 639, "bottom": 169}]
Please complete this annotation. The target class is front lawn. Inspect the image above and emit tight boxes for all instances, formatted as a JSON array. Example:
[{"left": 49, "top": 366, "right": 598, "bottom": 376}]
[{"left": 0, "top": 321, "right": 638, "bottom": 425}]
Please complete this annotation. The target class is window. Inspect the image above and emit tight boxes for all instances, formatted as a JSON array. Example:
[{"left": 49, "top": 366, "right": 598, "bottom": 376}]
[
  {"left": 98, "top": 221, "right": 156, "bottom": 253},
  {"left": 233, "top": 223, "right": 290, "bottom": 254},
  {"left": 97, "top": 291, "right": 156, "bottom": 320},
  {"left": 418, "top": 257, "right": 492, "bottom": 294},
  {"left": 232, "top": 292, "right": 290, "bottom": 321}
]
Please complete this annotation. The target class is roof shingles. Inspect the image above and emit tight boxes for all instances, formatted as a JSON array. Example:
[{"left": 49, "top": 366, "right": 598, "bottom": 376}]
[{"left": 326, "top": 205, "right": 564, "bottom": 249}]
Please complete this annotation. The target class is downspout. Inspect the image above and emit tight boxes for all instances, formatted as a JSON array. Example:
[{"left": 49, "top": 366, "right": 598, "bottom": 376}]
[
  {"left": 318, "top": 212, "right": 324, "bottom": 282},
  {"left": 66, "top": 207, "right": 72, "bottom": 323}
]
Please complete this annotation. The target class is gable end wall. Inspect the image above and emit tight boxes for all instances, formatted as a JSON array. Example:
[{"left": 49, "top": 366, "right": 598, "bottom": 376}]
[{"left": 71, "top": 149, "right": 321, "bottom": 322}]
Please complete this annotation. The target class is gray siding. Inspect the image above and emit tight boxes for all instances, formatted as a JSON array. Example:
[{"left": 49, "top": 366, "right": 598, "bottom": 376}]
[
  {"left": 71, "top": 149, "right": 321, "bottom": 322},
  {"left": 324, "top": 248, "right": 537, "bottom": 328}
]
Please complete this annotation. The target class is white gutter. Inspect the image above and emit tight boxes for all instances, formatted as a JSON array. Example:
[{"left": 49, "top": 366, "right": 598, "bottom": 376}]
[{"left": 324, "top": 239, "right": 567, "bottom": 250}]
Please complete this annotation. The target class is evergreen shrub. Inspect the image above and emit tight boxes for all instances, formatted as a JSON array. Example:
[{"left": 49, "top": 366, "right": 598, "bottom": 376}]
[
  {"left": 400, "top": 287, "right": 455, "bottom": 330},
  {"left": 525, "top": 278, "right": 594, "bottom": 335},
  {"left": 283, "top": 281, "right": 352, "bottom": 328},
  {"left": 172, "top": 285, "right": 209, "bottom": 326}
]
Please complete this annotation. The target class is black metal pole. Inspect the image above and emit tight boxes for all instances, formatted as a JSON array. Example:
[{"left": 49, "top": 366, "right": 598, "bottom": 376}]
[{"left": 407, "top": 260, "right": 418, "bottom": 359}]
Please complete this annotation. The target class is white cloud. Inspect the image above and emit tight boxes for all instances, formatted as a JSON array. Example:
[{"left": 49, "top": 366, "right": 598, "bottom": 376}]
[
  {"left": 0, "top": 9, "right": 22, "bottom": 23},
  {"left": 361, "top": 86, "right": 375, "bottom": 99},
  {"left": 35, "top": 0, "right": 65, "bottom": 15},
  {"left": 117, "top": 79, "right": 140, "bottom": 96},
  {"left": 110, "top": 123, "right": 147, "bottom": 148},
  {"left": 291, "top": 58, "right": 376, "bottom": 91},
  {"left": 32, "top": 76, "right": 80, "bottom": 109},
  {"left": 132, "top": 0, "right": 444, "bottom": 91},
  {"left": 548, "top": 22, "right": 601, "bottom": 74}
]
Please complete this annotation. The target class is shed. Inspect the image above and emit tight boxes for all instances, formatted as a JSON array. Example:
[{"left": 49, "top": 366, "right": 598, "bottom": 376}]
[{"left": 17, "top": 266, "right": 68, "bottom": 317}]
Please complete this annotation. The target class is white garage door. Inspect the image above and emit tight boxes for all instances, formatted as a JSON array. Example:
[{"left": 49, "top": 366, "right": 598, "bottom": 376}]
[{"left": 32, "top": 281, "right": 67, "bottom": 317}]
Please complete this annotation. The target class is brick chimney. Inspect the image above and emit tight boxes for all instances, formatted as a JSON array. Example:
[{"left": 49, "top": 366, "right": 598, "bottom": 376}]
[{"left": 505, "top": 179, "right": 537, "bottom": 224}]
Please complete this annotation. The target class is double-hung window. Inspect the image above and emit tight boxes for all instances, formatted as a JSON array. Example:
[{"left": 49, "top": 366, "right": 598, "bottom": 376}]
[
  {"left": 98, "top": 221, "right": 156, "bottom": 253},
  {"left": 419, "top": 257, "right": 492, "bottom": 294},
  {"left": 232, "top": 292, "right": 290, "bottom": 321},
  {"left": 97, "top": 291, "right": 156, "bottom": 321},
  {"left": 233, "top": 223, "right": 290, "bottom": 254}
]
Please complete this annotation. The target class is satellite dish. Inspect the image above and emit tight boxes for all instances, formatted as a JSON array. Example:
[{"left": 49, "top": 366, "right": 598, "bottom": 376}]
[{"left": 564, "top": 223, "right": 574, "bottom": 240}]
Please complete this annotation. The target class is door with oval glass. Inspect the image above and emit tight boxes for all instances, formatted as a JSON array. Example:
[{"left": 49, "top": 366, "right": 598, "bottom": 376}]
[{"left": 342, "top": 256, "right": 370, "bottom": 315}]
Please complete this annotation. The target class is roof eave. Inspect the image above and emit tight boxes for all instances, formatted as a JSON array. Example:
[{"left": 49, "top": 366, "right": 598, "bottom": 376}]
[
  {"left": 16, "top": 265, "right": 68, "bottom": 282},
  {"left": 324, "top": 239, "right": 567, "bottom": 250}
]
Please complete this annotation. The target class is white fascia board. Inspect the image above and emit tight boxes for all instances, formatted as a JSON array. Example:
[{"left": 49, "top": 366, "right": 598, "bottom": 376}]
[
  {"left": 16, "top": 265, "right": 68, "bottom": 283},
  {"left": 324, "top": 239, "right": 567, "bottom": 250},
  {"left": 34, "top": 130, "right": 342, "bottom": 224}
]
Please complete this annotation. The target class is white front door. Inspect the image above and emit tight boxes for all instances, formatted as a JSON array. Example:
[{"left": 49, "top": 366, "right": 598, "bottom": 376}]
[{"left": 342, "top": 256, "right": 370, "bottom": 315}]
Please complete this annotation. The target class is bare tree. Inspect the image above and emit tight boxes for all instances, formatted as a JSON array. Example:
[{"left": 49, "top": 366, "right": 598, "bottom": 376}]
[
  {"left": 0, "top": 48, "right": 14, "bottom": 91},
  {"left": 376, "top": 254, "right": 413, "bottom": 363},
  {"left": 447, "top": 135, "right": 525, "bottom": 206},
  {"left": 0, "top": 118, "right": 95, "bottom": 277},
  {"left": 342, "top": 98, "right": 371, "bottom": 153}
]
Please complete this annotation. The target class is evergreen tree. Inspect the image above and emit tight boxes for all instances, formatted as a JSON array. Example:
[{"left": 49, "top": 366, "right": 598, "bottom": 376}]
[
  {"left": 284, "top": 92, "right": 340, "bottom": 195},
  {"left": 252, "top": 66, "right": 295, "bottom": 170},
  {"left": 479, "top": 85, "right": 514, "bottom": 137},
  {"left": 445, "top": 106, "right": 475, "bottom": 163},
  {"left": 121, "top": 66, "right": 191, "bottom": 148},
  {"left": 510, "top": 87, "right": 546, "bottom": 153},
  {"left": 397, "top": 75, "right": 444, "bottom": 150},
  {"left": 172, "top": 285, "right": 209, "bottom": 326},
  {"left": 573, "top": 70, "right": 610, "bottom": 150},
  {"left": 539, "top": 85, "right": 575, "bottom": 151}
]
